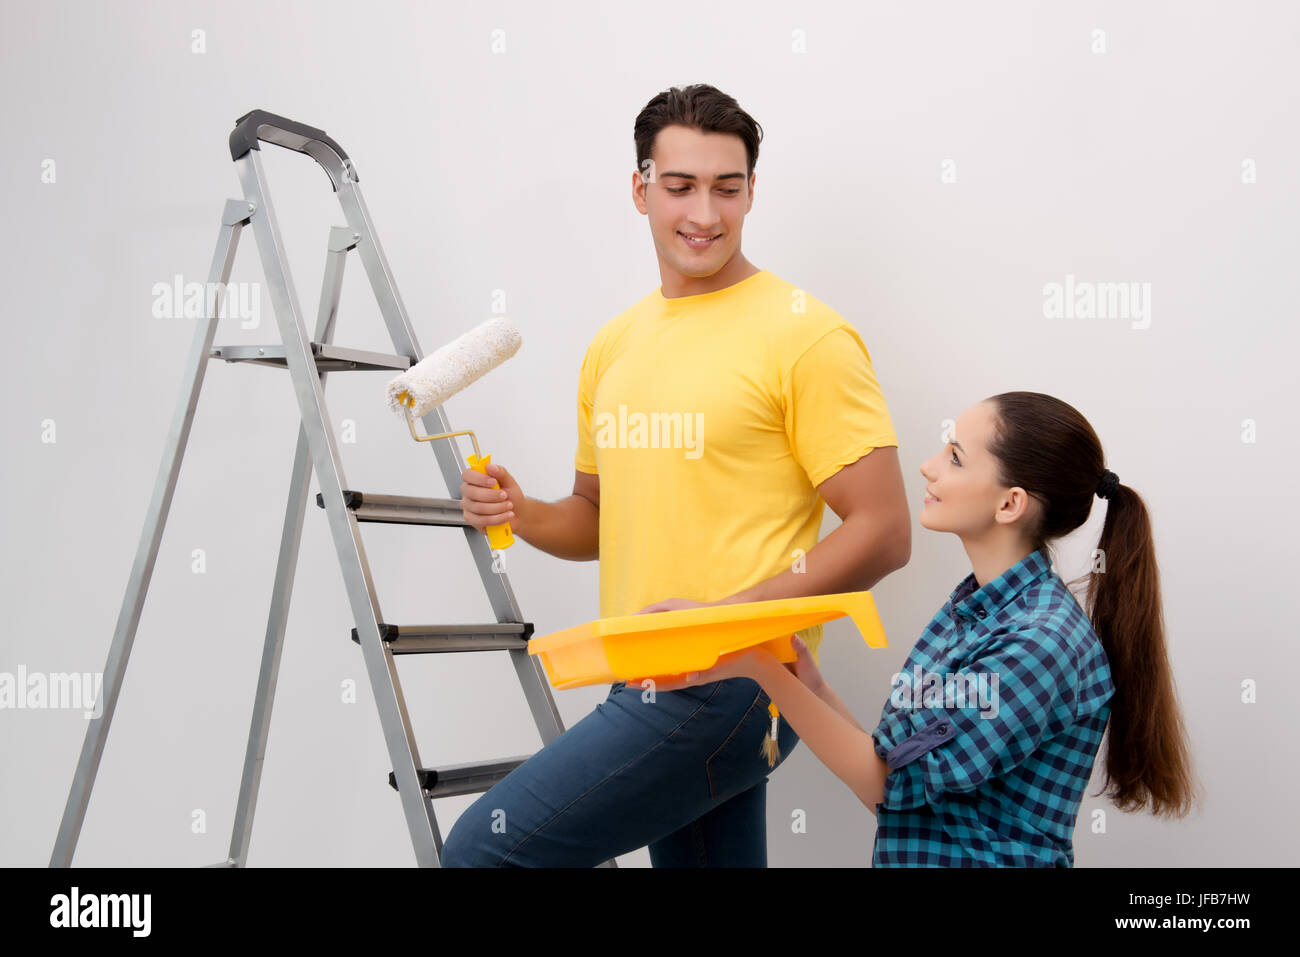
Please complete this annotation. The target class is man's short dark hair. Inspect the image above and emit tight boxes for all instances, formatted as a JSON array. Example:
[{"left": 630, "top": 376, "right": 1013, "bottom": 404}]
[{"left": 634, "top": 84, "right": 764, "bottom": 180}]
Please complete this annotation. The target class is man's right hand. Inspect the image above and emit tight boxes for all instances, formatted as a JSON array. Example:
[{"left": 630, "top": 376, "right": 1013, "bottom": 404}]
[
  {"left": 460, "top": 461, "right": 525, "bottom": 535},
  {"left": 456, "top": 466, "right": 597, "bottom": 560}
]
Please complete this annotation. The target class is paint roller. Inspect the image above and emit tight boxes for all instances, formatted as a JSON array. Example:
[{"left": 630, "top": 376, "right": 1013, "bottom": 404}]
[{"left": 386, "top": 316, "right": 522, "bottom": 550}]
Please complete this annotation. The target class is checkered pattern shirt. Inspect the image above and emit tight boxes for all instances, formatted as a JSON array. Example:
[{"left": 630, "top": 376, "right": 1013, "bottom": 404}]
[{"left": 870, "top": 547, "right": 1114, "bottom": 866}]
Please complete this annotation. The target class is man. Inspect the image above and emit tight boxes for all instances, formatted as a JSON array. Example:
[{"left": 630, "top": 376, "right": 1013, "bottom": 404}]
[{"left": 440, "top": 84, "right": 910, "bottom": 867}]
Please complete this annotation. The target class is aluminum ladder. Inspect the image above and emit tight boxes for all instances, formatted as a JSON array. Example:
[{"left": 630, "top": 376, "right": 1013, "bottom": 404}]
[{"left": 48, "top": 109, "right": 614, "bottom": 868}]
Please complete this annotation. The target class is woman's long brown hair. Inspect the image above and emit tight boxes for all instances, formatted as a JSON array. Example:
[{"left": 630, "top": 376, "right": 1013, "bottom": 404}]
[{"left": 987, "top": 392, "right": 1198, "bottom": 817}]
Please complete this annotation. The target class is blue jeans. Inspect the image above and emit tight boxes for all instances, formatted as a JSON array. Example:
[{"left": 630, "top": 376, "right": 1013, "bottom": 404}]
[{"left": 439, "top": 675, "right": 801, "bottom": 866}]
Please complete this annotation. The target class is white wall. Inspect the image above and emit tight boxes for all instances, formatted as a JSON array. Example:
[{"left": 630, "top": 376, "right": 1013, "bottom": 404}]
[{"left": 2, "top": 0, "right": 1295, "bottom": 867}]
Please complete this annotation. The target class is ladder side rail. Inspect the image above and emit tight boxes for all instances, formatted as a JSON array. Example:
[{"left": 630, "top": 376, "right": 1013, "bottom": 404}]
[
  {"left": 234, "top": 151, "right": 440, "bottom": 866},
  {"left": 225, "top": 225, "right": 358, "bottom": 866},
  {"left": 49, "top": 200, "right": 249, "bottom": 867}
]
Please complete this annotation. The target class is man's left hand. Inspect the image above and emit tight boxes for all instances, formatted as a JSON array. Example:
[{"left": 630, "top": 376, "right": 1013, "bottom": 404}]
[
  {"left": 633, "top": 597, "right": 713, "bottom": 615},
  {"left": 626, "top": 597, "right": 758, "bottom": 690}
]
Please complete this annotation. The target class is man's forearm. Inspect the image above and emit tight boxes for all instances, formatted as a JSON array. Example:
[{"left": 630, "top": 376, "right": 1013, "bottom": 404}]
[
  {"left": 512, "top": 495, "right": 599, "bottom": 561},
  {"left": 718, "top": 512, "right": 906, "bottom": 605}
]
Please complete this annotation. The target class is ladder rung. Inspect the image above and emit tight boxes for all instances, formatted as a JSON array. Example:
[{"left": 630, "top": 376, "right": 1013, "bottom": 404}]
[
  {"left": 316, "top": 489, "right": 467, "bottom": 527},
  {"left": 388, "top": 756, "right": 532, "bottom": 798},
  {"left": 352, "top": 622, "right": 534, "bottom": 654},
  {"left": 210, "top": 342, "right": 412, "bottom": 372}
]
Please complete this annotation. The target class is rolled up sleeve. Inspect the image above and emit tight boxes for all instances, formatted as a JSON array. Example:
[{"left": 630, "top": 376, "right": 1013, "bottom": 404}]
[{"left": 870, "top": 629, "right": 1078, "bottom": 810}]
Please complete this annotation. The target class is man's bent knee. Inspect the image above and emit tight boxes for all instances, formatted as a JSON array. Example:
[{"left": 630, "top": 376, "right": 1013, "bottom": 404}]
[{"left": 439, "top": 806, "right": 515, "bottom": 867}]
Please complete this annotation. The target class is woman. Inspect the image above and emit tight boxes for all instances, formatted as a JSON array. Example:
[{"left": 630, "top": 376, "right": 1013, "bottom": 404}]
[{"left": 647, "top": 391, "right": 1198, "bottom": 866}]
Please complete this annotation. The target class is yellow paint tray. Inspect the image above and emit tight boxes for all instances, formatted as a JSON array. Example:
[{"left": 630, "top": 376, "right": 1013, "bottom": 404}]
[{"left": 527, "top": 591, "right": 888, "bottom": 690}]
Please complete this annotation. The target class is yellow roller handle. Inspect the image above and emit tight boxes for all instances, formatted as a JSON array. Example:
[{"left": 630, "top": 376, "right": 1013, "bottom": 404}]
[{"left": 466, "top": 452, "right": 515, "bottom": 550}]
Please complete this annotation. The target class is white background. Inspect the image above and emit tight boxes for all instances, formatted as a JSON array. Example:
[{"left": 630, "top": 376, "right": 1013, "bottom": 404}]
[{"left": 2, "top": 0, "right": 1295, "bottom": 867}]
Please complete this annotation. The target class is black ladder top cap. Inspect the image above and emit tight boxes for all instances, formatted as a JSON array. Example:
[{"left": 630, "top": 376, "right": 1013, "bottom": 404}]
[{"left": 229, "top": 109, "right": 355, "bottom": 175}]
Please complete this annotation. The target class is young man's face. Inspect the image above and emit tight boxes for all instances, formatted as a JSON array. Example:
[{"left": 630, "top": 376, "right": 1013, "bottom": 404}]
[{"left": 633, "top": 124, "right": 755, "bottom": 283}]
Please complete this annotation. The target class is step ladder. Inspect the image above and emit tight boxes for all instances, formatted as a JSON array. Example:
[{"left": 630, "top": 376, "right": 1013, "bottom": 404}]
[{"left": 48, "top": 109, "right": 616, "bottom": 868}]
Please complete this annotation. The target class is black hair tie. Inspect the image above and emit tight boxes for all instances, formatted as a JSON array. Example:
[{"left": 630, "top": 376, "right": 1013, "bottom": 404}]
[{"left": 1096, "top": 469, "right": 1120, "bottom": 500}]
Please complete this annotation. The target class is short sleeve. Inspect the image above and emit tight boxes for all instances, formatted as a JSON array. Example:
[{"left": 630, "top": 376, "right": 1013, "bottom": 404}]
[
  {"left": 870, "top": 628, "right": 1079, "bottom": 810},
  {"left": 574, "top": 337, "right": 599, "bottom": 474},
  {"left": 782, "top": 325, "right": 898, "bottom": 489}
]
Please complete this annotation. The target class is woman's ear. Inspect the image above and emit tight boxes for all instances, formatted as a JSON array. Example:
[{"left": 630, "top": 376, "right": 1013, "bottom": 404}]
[{"left": 995, "top": 486, "right": 1035, "bottom": 526}]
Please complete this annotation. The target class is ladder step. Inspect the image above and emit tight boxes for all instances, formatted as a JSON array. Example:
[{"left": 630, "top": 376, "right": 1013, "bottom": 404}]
[
  {"left": 352, "top": 622, "right": 533, "bottom": 654},
  {"left": 389, "top": 756, "right": 532, "bottom": 798},
  {"left": 210, "top": 341, "right": 412, "bottom": 372},
  {"left": 316, "top": 489, "right": 467, "bottom": 527}
]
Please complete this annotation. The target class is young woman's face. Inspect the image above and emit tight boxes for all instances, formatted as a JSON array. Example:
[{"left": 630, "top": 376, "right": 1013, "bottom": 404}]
[
  {"left": 633, "top": 124, "right": 754, "bottom": 280},
  {"left": 919, "top": 401, "right": 1034, "bottom": 537}
]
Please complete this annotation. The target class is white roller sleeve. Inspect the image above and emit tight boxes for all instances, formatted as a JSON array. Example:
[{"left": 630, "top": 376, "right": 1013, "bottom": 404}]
[{"left": 386, "top": 317, "right": 521, "bottom": 418}]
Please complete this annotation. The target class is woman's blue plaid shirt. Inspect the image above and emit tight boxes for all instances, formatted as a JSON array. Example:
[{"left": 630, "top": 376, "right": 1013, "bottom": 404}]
[{"left": 870, "top": 547, "right": 1115, "bottom": 866}]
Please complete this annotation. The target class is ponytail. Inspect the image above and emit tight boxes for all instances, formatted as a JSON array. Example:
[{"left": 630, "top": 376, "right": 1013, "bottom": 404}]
[
  {"left": 1087, "top": 482, "right": 1198, "bottom": 817},
  {"left": 986, "top": 391, "right": 1199, "bottom": 819}
]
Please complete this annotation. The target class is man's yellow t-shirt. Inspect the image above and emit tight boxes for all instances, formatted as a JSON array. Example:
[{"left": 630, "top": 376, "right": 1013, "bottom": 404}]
[{"left": 573, "top": 268, "right": 898, "bottom": 662}]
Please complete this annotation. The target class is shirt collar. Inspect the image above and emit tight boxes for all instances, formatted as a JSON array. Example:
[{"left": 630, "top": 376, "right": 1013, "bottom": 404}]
[{"left": 947, "top": 548, "right": 1054, "bottom": 623}]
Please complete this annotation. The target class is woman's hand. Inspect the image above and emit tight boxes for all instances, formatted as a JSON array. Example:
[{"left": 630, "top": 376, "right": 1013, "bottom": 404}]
[{"left": 786, "top": 634, "right": 826, "bottom": 694}]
